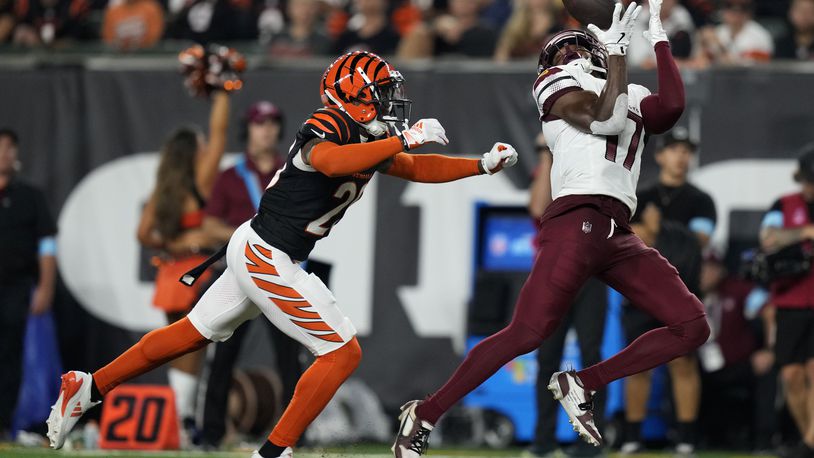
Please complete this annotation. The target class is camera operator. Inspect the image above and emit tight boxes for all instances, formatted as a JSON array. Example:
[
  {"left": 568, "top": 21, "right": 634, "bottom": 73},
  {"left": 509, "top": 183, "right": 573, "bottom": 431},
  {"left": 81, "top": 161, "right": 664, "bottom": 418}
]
[{"left": 760, "top": 144, "right": 814, "bottom": 458}]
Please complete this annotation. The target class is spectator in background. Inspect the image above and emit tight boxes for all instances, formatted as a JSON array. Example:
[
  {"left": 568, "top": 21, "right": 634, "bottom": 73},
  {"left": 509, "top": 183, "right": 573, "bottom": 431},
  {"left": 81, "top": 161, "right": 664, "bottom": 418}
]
[
  {"left": 136, "top": 91, "right": 229, "bottom": 444},
  {"left": 683, "top": 0, "right": 716, "bottom": 25},
  {"left": 527, "top": 132, "right": 607, "bottom": 458},
  {"left": 268, "top": 0, "right": 329, "bottom": 57},
  {"left": 0, "top": 128, "right": 57, "bottom": 441},
  {"left": 0, "top": 0, "right": 15, "bottom": 43},
  {"left": 401, "top": 0, "right": 497, "bottom": 58},
  {"left": 696, "top": 0, "right": 773, "bottom": 65},
  {"left": 391, "top": 0, "right": 422, "bottom": 37},
  {"left": 199, "top": 101, "right": 302, "bottom": 449},
  {"left": 760, "top": 144, "right": 814, "bottom": 458},
  {"left": 629, "top": 0, "right": 696, "bottom": 67},
  {"left": 102, "top": 0, "right": 164, "bottom": 51},
  {"left": 12, "top": 0, "right": 94, "bottom": 47},
  {"left": 623, "top": 130, "right": 716, "bottom": 456},
  {"left": 433, "top": 0, "right": 497, "bottom": 56},
  {"left": 494, "top": 0, "right": 560, "bottom": 62},
  {"left": 166, "top": 0, "right": 262, "bottom": 44},
  {"left": 697, "top": 252, "right": 777, "bottom": 451},
  {"left": 480, "top": 0, "right": 512, "bottom": 29},
  {"left": 332, "top": 0, "right": 400, "bottom": 55},
  {"left": 775, "top": 0, "right": 814, "bottom": 60}
]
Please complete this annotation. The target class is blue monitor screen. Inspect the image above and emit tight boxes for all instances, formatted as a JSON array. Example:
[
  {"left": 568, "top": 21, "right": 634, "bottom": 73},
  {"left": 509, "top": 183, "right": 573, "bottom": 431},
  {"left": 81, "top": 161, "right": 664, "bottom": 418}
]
[{"left": 480, "top": 215, "right": 537, "bottom": 272}]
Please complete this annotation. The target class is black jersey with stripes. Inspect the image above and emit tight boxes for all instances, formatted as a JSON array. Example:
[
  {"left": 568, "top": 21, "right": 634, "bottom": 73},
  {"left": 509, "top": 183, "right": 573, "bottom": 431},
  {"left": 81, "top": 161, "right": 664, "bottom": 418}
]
[{"left": 251, "top": 107, "right": 380, "bottom": 261}]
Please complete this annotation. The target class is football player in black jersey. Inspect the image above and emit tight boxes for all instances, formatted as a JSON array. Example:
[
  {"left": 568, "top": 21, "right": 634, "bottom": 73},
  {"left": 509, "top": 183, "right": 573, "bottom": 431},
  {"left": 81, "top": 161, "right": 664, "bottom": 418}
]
[{"left": 47, "top": 51, "right": 518, "bottom": 458}]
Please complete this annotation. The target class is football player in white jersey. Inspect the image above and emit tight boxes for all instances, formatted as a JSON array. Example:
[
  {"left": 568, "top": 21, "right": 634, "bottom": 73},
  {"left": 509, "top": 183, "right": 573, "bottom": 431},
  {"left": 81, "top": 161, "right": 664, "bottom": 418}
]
[{"left": 393, "top": 1, "right": 711, "bottom": 455}]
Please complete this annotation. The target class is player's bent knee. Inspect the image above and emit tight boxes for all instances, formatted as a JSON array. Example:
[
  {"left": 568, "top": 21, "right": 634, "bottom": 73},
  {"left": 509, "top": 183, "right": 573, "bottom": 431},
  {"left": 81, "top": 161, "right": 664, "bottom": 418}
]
[
  {"left": 686, "top": 315, "right": 710, "bottom": 347},
  {"left": 667, "top": 315, "right": 710, "bottom": 350},
  {"left": 335, "top": 337, "right": 362, "bottom": 373}
]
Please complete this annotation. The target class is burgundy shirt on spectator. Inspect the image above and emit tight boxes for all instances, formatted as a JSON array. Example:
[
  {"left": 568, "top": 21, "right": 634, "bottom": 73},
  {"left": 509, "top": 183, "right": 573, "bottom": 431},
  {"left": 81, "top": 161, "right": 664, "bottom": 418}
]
[
  {"left": 205, "top": 153, "right": 283, "bottom": 227},
  {"left": 703, "top": 277, "right": 759, "bottom": 368}
]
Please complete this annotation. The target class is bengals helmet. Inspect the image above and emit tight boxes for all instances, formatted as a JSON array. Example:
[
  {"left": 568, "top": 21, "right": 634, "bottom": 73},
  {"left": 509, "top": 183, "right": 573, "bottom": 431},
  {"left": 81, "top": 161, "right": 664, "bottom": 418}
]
[
  {"left": 321, "top": 51, "right": 411, "bottom": 135},
  {"left": 538, "top": 30, "right": 608, "bottom": 77}
]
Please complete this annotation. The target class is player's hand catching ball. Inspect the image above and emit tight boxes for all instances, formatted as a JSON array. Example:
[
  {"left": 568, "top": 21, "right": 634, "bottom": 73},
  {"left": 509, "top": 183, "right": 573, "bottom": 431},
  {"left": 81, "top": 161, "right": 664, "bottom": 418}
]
[
  {"left": 587, "top": 2, "right": 642, "bottom": 56},
  {"left": 400, "top": 119, "right": 449, "bottom": 150},
  {"left": 481, "top": 143, "right": 518, "bottom": 175},
  {"left": 643, "top": 0, "right": 669, "bottom": 46}
]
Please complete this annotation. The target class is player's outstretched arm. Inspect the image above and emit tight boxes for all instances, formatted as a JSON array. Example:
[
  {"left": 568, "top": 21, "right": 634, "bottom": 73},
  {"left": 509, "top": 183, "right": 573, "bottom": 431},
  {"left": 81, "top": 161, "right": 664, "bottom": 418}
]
[
  {"left": 551, "top": 2, "right": 641, "bottom": 135},
  {"left": 307, "top": 118, "right": 449, "bottom": 177},
  {"left": 639, "top": 0, "right": 686, "bottom": 134},
  {"left": 382, "top": 143, "right": 518, "bottom": 183}
]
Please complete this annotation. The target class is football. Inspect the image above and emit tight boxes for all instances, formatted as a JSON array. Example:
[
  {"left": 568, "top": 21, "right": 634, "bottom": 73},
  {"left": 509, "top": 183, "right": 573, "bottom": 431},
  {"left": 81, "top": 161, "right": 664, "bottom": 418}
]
[{"left": 562, "top": 0, "right": 633, "bottom": 30}]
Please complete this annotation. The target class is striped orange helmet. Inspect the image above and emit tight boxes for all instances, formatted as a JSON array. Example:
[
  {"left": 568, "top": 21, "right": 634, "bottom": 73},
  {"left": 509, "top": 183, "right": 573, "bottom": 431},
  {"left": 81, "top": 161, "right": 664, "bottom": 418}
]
[{"left": 320, "top": 51, "right": 411, "bottom": 130}]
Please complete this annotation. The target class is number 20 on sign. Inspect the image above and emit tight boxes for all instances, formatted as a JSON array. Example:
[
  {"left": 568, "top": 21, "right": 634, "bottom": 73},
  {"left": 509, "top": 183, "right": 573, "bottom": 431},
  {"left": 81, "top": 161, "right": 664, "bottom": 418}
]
[{"left": 99, "top": 384, "right": 180, "bottom": 450}]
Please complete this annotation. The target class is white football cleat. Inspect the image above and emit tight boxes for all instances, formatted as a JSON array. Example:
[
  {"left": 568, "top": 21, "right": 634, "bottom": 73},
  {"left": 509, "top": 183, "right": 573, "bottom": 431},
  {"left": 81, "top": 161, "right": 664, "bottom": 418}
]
[
  {"left": 46, "top": 371, "right": 101, "bottom": 449},
  {"left": 392, "top": 400, "right": 434, "bottom": 457},
  {"left": 620, "top": 441, "right": 643, "bottom": 454},
  {"left": 548, "top": 371, "right": 603, "bottom": 447},
  {"left": 251, "top": 447, "right": 293, "bottom": 457}
]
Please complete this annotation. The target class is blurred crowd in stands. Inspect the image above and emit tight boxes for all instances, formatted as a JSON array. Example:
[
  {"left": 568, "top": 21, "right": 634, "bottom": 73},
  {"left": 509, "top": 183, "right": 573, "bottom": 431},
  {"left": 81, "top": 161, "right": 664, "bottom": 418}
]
[{"left": 0, "top": 0, "right": 813, "bottom": 65}]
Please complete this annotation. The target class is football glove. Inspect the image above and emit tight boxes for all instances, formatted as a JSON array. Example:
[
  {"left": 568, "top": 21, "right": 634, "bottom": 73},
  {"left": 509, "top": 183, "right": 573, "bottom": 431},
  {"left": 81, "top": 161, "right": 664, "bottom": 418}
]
[
  {"left": 481, "top": 143, "right": 518, "bottom": 175},
  {"left": 399, "top": 119, "right": 449, "bottom": 151},
  {"left": 587, "top": 2, "right": 642, "bottom": 56},
  {"left": 643, "top": 0, "right": 669, "bottom": 46}
]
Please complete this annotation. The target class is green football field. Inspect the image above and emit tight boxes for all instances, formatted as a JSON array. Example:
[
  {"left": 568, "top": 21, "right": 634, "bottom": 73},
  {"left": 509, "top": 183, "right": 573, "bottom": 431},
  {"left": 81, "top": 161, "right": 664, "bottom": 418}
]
[{"left": 0, "top": 444, "right": 775, "bottom": 458}]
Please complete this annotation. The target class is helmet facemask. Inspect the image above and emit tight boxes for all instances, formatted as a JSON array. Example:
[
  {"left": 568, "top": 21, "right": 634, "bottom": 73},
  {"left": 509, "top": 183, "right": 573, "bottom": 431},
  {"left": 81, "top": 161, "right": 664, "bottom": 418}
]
[
  {"left": 356, "top": 70, "right": 412, "bottom": 137},
  {"left": 538, "top": 30, "right": 609, "bottom": 78}
]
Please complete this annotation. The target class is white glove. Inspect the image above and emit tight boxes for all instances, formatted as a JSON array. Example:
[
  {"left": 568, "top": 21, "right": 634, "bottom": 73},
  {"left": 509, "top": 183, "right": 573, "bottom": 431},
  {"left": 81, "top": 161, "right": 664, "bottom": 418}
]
[
  {"left": 587, "top": 2, "right": 643, "bottom": 56},
  {"left": 399, "top": 118, "right": 449, "bottom": 150},
  {"left": 481, "top": 143, "right": 518, "bottom": 175},
  {"left": 643, "top": 0, "right": 669, "bottom": 46}
]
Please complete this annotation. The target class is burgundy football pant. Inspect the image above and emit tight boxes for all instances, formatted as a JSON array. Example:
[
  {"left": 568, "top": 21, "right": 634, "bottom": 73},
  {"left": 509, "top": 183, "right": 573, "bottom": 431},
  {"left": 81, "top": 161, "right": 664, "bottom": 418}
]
[{"left": 417, "top": 196, "right": 710, "bottom": 425}]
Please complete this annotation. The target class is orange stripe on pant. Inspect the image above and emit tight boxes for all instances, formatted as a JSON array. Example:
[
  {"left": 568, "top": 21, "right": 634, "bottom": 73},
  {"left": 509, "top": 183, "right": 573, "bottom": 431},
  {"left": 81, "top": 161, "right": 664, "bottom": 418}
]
[
  {"left": 252, "top": 276, "right": 302, "bottom": 300},
  {"left": 245, "top": 243, "right": 279, "bottom": 276},
  {"left": 244, "top": 241, "right": 343, "bottom": 343},
  {"left": 293, "top": 320, "right": 335, "bottom": 332},
  {"left": 269, "top": 298, "right": 322, "bottom": 320}
]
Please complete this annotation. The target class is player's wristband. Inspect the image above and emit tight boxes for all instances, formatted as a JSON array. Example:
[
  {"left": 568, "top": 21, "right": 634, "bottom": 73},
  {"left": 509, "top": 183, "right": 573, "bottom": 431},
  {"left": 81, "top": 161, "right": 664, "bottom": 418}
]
[
  {"left": 605, "top": 44, "right": 627, "bottom": 56},
  {"left": 398, "top": 133, "right": 411, "bottom": 151},
  {"left": 477, "top": 160, "right": 487, "bottom": 175}
]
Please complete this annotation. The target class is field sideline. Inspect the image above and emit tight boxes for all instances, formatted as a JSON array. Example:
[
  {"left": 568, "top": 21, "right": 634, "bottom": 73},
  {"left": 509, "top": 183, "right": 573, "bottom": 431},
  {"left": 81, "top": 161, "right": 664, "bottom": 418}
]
[{"left": 0, "top": 445, "right": 774, "bottom": 458}]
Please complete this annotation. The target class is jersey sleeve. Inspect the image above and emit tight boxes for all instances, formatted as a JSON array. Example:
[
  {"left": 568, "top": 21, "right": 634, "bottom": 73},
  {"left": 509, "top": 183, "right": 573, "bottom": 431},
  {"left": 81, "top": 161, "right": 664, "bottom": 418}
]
[
  {"left": 33, "top": 187, "right": 57, "bottom": 238},
  {"left": 302, "top": 108, "right": 353, "bottom": 144},
  {"left": 628, "top": 84, "right": 653, "bottom": 114},
  {"left": 688, "top": 191, "right": 717, "bottom": 237},
  {"left": 761, "top": 199, "right": 783, "bottom": 229},
  {"left": 532, "top": 66, "right": 583, "bottom": 121}
]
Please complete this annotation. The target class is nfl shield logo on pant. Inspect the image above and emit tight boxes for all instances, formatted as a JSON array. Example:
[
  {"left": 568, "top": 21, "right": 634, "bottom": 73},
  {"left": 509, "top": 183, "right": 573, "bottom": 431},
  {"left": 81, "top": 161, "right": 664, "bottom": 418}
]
[{"left": 582, "top": 221, "right": 592, "bottom": 234}]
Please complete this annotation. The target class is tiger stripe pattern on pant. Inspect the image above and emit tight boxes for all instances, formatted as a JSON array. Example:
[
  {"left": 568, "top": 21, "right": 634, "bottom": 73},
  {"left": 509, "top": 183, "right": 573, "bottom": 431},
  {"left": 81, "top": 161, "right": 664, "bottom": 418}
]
[{"left": 244, "top": 242, "right": 344, "bottom": 343}]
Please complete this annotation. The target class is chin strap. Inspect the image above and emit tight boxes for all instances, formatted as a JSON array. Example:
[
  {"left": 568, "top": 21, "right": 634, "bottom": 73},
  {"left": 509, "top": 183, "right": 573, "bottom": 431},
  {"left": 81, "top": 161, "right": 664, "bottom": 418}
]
[
  {"left": 572, "top": 58, "right": 607, "bottom": 76},
  {"left": 363, "top": 119, "right": 389, "bottom": 137}
]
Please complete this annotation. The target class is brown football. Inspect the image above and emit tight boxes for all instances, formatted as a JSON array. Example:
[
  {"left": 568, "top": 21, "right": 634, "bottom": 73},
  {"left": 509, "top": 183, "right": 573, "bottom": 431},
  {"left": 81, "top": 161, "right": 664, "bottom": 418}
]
[{"left": 562, "top": 0, "right": 633, "bottom": 30}]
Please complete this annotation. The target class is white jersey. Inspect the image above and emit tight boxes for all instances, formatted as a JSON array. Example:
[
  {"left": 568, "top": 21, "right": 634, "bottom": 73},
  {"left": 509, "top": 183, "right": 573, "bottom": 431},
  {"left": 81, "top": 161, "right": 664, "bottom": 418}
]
[{"left": 533, "top": 60, "right": 652, "bottom": 214}]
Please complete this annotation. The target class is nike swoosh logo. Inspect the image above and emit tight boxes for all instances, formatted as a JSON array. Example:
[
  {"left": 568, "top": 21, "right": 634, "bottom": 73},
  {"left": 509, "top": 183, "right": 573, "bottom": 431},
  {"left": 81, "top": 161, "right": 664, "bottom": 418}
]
[
  {"left": 311, "top": 129, "right": 326, "bottom": 139},
  {"left": 617, "top": 33, "right": 626, "bottom": 43}
]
